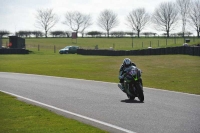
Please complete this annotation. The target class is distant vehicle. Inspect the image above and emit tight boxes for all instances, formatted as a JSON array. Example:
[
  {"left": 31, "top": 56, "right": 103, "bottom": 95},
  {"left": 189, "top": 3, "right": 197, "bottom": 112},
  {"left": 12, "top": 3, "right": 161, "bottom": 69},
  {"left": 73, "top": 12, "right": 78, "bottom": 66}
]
[{"left": 59, "top": 46, "right": 79, "bottom": 54}]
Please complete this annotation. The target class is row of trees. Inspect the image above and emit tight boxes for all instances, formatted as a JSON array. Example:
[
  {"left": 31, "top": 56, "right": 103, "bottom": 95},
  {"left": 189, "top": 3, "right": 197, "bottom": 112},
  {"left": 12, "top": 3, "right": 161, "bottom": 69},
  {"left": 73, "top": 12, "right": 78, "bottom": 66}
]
[
  {"left": 1, "top": 0, "right": 199, "bottom": 38},
  {"left": 0, "top": 30, "right": 193, "bottom": 38},
  {"left": 0, "top": 30, "right": 43, "bottom": 38},
  {"left": 39, "top": 0, "right": 200, "bottom": 38}
]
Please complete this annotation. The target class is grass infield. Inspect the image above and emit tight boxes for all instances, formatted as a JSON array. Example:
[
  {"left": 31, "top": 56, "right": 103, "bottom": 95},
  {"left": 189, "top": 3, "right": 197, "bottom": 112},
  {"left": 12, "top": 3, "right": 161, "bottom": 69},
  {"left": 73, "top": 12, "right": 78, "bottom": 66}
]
[
  {"left": 0, "top": 92, "right": 108, "bottom": 133},
  {"left": 0, "top": 54, "right": 199, "bottom": 94},
  {"left": 0, "top": 37, "right": 200, "bottom": 133}
]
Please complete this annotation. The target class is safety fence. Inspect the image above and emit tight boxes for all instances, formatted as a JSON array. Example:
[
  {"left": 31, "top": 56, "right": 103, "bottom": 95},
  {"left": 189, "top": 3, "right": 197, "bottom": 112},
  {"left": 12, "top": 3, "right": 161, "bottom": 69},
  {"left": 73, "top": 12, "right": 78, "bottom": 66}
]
[
  {"left": 2, "top": 37, "right": 200, "bottom": 50},
  {"left": 0, "top": 44, "right": 60, "bottom": 54},
  {"left": 25, "top": 44, "right": 64, "bottom": 53},
  {"left": 1, "top": 43, "right": 200, "bottom": 56},
  {"left": 0, "top": 48, "right": 29, "bottom": 54},
  {"left": 77, "top": 46, "right": 200, "bottom": 56}
]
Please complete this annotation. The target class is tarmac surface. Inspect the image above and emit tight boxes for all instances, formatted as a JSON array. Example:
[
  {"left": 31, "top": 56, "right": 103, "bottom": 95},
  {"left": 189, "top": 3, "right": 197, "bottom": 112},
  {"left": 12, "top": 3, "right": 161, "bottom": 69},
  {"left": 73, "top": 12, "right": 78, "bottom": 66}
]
[{"left": 1, "top": 72, "right": 200, "bottom": 133}]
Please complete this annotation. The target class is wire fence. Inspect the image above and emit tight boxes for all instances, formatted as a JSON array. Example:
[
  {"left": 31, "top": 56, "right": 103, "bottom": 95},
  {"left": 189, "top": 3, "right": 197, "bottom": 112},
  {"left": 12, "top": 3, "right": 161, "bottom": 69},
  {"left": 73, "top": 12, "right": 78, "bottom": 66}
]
[
  {"left": 2, "top": 37, "right": 200, "bottom": 53},
  {"left": 0, "top": 36, "right": 2, "bottom": 48},
  {"left": 25, "top": 44, "right": 64, "bottom": 53}
]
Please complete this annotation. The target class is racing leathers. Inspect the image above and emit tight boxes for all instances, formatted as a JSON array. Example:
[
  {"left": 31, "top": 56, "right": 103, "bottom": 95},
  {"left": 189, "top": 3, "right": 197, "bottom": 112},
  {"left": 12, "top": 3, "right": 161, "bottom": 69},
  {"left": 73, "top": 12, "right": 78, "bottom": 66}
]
[{"left": 118, "top": 62, "right": 136, "bottom": 91}]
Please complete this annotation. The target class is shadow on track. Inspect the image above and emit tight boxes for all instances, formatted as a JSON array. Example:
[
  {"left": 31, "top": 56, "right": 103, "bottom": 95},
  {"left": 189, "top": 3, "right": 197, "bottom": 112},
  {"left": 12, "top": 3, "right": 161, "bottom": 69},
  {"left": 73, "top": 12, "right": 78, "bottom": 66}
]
[{"left": 121, "top": 99, "right": 144, "bottom": 103}]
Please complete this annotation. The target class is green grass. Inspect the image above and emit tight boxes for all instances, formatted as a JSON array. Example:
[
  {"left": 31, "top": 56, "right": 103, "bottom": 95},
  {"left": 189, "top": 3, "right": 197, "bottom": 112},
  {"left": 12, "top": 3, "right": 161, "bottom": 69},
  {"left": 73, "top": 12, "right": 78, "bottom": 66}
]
[
  {"left": 3, "top": 37, "right": 200, "bottom": 51},
  {"left": 0, "top": 54, "right": 199, "bottom": 94},
  {"left": 0, "top": 92, "right": 108, "bottom": 133},
  {"left": 1, "top": 37, "right": 200, "bottom": 133}
]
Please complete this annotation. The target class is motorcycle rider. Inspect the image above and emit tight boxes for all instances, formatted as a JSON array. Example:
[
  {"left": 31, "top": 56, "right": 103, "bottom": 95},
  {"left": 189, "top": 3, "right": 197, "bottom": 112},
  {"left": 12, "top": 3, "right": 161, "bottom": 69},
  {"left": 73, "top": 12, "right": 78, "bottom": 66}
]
[{"left": 118, "top": 58, "right": 136, "bottom": 92}]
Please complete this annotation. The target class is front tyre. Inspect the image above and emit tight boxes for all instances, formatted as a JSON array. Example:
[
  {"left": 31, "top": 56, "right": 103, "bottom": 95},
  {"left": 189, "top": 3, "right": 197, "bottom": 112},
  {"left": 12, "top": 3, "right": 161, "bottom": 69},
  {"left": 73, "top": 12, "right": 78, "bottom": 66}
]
[
  {"left": 136, "top": 82, "right": 144, "bottom": 102},
  {"left": 127, "top": 94, "right": 135, "bottom": 100}
]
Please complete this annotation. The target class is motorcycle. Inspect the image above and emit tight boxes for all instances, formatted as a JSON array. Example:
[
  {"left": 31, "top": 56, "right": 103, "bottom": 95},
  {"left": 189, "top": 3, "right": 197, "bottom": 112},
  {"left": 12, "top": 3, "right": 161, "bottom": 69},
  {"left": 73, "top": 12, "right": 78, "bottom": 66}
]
[{"left": 118, "top": 66, "right": 144, "bottom": 102}]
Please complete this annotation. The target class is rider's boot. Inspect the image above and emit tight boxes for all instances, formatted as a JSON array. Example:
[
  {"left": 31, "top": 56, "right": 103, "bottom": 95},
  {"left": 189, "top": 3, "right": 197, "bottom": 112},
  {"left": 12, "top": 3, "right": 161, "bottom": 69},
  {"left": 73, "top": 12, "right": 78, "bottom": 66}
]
[{"left": 118, "top": 83, "right": 125, "bottom": 92}]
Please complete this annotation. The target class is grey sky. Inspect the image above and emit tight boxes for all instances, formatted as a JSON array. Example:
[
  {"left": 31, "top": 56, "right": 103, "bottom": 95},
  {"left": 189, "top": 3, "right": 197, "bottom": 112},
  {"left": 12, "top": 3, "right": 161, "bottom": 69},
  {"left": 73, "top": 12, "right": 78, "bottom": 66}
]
[{"left": 1, "top": 0, "right": 186, "bottom": 35}]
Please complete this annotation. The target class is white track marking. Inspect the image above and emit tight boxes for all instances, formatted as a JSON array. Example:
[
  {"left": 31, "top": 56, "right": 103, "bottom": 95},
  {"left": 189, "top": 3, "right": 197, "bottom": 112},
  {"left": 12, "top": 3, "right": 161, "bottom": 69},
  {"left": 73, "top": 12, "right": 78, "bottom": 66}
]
[{"left": 0, "top": 90, "right": 136, "bottom": 133}]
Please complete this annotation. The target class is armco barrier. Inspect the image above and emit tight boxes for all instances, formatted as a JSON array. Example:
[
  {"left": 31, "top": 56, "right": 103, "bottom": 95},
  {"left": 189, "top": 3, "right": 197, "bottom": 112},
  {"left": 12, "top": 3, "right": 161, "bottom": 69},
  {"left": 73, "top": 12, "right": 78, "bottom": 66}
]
[
  {"left": 0, "top": 49, "right": 29, "bottom": 54},
  {"left": 77, "top": 46, "right": 200, "bottom": 56}
]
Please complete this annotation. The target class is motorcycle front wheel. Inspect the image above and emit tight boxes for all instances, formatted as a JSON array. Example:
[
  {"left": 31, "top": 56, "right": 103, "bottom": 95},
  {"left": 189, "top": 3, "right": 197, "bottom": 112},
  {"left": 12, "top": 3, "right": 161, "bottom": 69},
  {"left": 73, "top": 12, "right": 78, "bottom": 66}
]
[
  {"left": 127, "top": 94, "right": 135, "bottom": 100},
  {"left": 136, "top": 82, "right": 144, "bottom": 102}
]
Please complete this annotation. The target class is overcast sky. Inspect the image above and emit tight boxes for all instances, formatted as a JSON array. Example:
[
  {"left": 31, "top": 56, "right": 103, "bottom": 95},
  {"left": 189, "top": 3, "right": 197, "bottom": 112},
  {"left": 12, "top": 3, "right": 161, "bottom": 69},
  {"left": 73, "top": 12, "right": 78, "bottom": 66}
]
[{"left": 0, "top": 0, "right": 187, "bottom": 35}]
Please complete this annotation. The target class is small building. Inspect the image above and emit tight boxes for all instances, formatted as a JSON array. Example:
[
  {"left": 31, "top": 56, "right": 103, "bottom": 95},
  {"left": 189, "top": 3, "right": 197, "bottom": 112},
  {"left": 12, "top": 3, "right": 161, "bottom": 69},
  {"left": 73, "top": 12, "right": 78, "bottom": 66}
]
[{"left": 9, "top": 36, "right": 25, "bottom": 49}]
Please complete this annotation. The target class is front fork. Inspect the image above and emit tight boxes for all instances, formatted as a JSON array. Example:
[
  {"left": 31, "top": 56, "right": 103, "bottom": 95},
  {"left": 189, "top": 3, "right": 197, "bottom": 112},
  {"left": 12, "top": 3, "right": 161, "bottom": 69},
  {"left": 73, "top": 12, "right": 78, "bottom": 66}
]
[{"left": 124, "top": 81, "right": 135, "bottom": 96}]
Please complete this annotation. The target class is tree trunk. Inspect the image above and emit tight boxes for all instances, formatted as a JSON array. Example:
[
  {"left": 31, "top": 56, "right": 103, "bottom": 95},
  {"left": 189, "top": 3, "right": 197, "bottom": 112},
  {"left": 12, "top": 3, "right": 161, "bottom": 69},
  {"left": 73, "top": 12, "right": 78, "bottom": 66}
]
[
  {"left": 137, "top": 30, "right": 140, "bottom": 38},
  {"left": 45, "top": 31, "right": 47, "bottom": 38},
  {"left": 182, "top": 32, "right": 185, "bottom": 38},
  {"left": 167, "top": 31, "right": 169, "bottom": 38},
  {"left": 107, "top": 30, "right": 109, "bottom": 38}
]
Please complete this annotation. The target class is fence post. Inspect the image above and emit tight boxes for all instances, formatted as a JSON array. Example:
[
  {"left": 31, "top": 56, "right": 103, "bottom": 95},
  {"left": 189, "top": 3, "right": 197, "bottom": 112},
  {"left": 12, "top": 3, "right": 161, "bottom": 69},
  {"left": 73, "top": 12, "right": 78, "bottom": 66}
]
[
  {"left": 38, "top": 44, "right": 40, "bottom": 51},
  {"left": 142, "top": 42, "right": 143, "bottom": 48},
  {"left": 131, "top": 36, "right": 133, "bottom": 48},
  {"left": 174, "top": 37, "right": 176, "bottom": 44}
]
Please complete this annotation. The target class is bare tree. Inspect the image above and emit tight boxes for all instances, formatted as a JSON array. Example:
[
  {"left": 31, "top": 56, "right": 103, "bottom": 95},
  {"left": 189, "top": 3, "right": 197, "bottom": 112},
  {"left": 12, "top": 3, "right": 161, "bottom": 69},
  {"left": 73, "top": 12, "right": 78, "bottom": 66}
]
[
  {"left": 152, "top": 2, "right": 179, "bottom": 37},
  {"left": 80, "top": 14, "right": 92, "bottom": 37},
  {"left": 176, "top": 0, "right": 191, "bottom": 37},
  {"left": 189, "top": 0, "right": 200, "bottom": 37},
  {"left": 63, "top": 11, "right": 92, "bottom": 37},
  {"left": 126, "top": 8, "right": 150, "bottom": 38},
  {"left": 65, "top": 31, "right": 72, "bottom": 38},
  {"left": 35, "top": 8, "right": 59, "bottom": 38},
  {"left": 63, "top": 11, "right": 83, "bottom": 33},
  {"left": 97, "top": 9, "right": 119, "bottom": 37}
]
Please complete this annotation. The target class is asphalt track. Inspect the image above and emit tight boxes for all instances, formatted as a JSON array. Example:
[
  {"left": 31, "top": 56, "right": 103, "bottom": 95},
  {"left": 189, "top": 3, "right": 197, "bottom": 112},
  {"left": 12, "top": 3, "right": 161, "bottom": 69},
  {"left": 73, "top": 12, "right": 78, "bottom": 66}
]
[{"left": 0, "top": 72, "right": 200, "bottom": 133}]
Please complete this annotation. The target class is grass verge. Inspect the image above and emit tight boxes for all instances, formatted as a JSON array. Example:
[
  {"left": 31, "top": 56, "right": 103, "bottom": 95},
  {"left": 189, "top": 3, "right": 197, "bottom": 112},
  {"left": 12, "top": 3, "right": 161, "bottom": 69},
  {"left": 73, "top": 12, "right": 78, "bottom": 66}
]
[
  {"left": 0, "top": 91, "right": 108, "bottom": 133},
  {"left": 3, "top": 37, "right": 200, "bottom": 50},
  {"left": 0, "top": 54, "right": 199, "bottom": 94},
  {"left": 0, "top": 39, "right": 200, "bottom": 132}
]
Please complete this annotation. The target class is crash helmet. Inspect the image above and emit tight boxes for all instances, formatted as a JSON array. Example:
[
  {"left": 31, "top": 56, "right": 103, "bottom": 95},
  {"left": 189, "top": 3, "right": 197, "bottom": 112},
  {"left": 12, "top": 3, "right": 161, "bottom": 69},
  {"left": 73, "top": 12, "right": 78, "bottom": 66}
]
[{"left": 123, "top": 58, "right": 132, "bottom": 67}]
